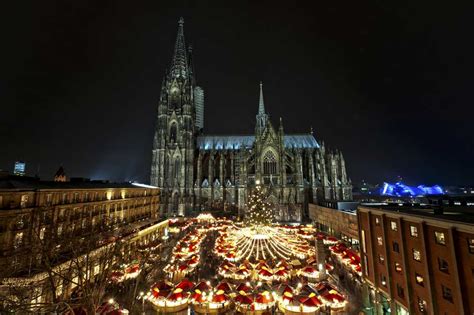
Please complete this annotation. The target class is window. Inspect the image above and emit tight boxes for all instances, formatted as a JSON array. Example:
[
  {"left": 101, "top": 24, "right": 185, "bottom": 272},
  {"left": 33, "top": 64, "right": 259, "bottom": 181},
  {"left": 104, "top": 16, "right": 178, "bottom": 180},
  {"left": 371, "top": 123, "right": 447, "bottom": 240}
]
[
  {"left": 413, "top": 249, "right": 421, "bottom": 261},
  {"left": 410, "top": 225, "right": 418, "bottom": 237},
  {"left": 380, "top": 274, "right": 387, "bottom": 287},
  {"left": 435, "top": 231, "right": 446, "bottom": 245},
  {"left": 418, "top": 297, "right": 427, "bottom": 313},
  {"left": 46, "top": 194, "right": 52, "bottom": 204},
  {"left": 378, "top": 255, "right": 385, "bottom": 264},
  {"left": 20, "top": 195, "right": 28, "bottom": 208},
  {"left": 174, "top": 159, "right": 180, "bottom": 180},
  {"left": 442, "top": 285, "right": 453, "bottom": 303},
  {"left": 263, "top": 151, "right": 277, "bottom": 175},
  {"left": 392, "top": 241, "right": 400, "bottom": 253},
  {"left": 391, "top": 221, "right": 398, "bottom": 231},
  {"left": 14, "top": 232, "right": 23, "bottom": 248},
  {"left": 62, "top": 193, "right": 67, "bottom": 204},
  {"left": 363, "top": 255, "right": 369, "bottom": 276},
  {"left": 169, "top": 123, "right": 177, "bottom": 143},
  {"left": 39, "top": 227, "right": 45, "bottom": 240},
  {"left": 377, "top": 236, "right": 383, "bottom": 246},
  {"left": 397, "top": 284, "right": 405, "bottom": 298},
  {"left": 361, "top": 230, "right": 366, "bottom": 253},
  {"left": 438, "top": 258, "right": 449, "bottom": 273},
  {"left": 395, "top": 262, "right": 402, "bottom": 273},
  {"left": 469, "top": 238, "right": 474, "bottom": 254},
  {"left": 415, "top": 273, "right": 424, "bottom": 286},
  {"left": 375, "top": 217, "right": 380, "bottom": 225}
]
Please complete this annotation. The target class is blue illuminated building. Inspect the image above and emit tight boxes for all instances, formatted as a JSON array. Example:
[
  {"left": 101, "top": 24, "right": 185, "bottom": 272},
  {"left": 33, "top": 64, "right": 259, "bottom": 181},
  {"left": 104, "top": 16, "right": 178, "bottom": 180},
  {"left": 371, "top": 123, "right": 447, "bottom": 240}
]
[{"left": 380, "top": 182, "right": 444, "bottom": 197}]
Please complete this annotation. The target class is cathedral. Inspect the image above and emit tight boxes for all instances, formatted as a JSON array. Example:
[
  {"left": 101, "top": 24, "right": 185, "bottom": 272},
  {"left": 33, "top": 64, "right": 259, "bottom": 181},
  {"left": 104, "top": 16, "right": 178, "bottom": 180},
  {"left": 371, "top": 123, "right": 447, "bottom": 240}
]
[{"left": 150, "top": 18, "right": 352, "bottom": 221}]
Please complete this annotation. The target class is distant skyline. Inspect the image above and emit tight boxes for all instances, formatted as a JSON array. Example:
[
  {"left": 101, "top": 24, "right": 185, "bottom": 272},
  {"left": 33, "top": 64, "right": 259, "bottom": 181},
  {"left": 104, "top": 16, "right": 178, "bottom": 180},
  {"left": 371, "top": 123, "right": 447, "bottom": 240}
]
[{"left": 1, "top": 1, "right": 473, "bottom": 186}]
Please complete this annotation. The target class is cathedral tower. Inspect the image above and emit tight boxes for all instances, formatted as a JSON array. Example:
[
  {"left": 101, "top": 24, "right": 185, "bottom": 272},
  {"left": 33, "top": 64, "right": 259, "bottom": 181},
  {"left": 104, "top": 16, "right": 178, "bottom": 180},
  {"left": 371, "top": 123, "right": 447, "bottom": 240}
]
[{"left": 151, "top": 18, "right": 203, "bottom": 216}]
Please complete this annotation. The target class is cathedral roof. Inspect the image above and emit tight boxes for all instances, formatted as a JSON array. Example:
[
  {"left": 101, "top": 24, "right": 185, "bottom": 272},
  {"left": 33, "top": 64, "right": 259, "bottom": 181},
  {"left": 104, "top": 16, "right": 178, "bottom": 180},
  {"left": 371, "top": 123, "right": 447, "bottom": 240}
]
[
  {"left": 197, "top": 135, "right": 255, "bottom": 150},
  {"left": 197, "top": 134, "right": 319, "bottom": 150},
  {"left": 284, "top": 134, "right": 320, "bottom": 149}
]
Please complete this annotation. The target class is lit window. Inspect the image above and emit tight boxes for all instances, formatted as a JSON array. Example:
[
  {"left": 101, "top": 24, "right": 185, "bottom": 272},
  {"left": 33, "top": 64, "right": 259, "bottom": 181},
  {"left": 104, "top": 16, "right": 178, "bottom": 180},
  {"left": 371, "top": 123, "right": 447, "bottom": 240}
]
[
  {"left": 20, "top": 195, "right": 28, "bottom": 208},
  {"left": 410, "top": 225, "right": 418, "bottom": 237},
  {"left": 380, "top": 274, "right": 387, "bottom": 287},
  {"left": 379, "top": 255, "right": 385, "bottom": 264},
  {"left": 468, "top": 239, "right": 474, "bottom": 254},
  {"left": 395, "top": 262, "right": 402, "bottom": 273},
  {"left": 392, "top": 241, "right": 400, "bottom": 253},
  {"left": 57, "top": 224, "right": 63, "bottom": 236},
  {"left": 438, "top": 258, "right": 449, "bottom": 273},
  {"left": 39, "top": 227, "right": 45, "bottom": 240},
  {"left": 361, "top": 230, "right": 366, "bottom": 253},
  {"left": 375, "top": 217, "right": 380, "bottom": 225},
  {"left": 377, "top": 236, "right": 383, "bottom": 246},
  {"left": 413, "top": 249, "right": 421, "bottom": 261},
  {"left": 391, "top": 221, "right": 398, "bottom": 231},
  {"left": 14, "top": 232, "right": 23, "bottom": 248},
  {"left": 46, "top": 194, "right": 52, "bottom": 204},
  {"left": 415, "top": 273, "right": 424, "bottom": 286},
  {"left": 418, "top": 297, "right": 427, "bottom": 313},
  {"left": 442, "top": 285, "right": 453, "bottom": 303},
  {"left": 435, "top": 231, "right": 446, "bottom": 245}
]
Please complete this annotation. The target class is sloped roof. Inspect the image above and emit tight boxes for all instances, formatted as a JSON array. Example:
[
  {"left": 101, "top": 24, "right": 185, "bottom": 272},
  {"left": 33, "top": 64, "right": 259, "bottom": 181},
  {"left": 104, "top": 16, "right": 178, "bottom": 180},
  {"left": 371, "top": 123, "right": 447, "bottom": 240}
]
[{"left": 196, "top": 134, "right": 319, "bottom": 150}]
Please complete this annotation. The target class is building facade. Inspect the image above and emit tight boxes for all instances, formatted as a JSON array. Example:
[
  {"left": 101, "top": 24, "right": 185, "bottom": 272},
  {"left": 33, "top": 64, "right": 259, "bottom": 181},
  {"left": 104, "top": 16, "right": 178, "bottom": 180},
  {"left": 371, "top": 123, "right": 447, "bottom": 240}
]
[
  {"left": 0, "top": 177, "right": 167, "bottom": 309},
  {"left": 308, "top": 202, "right": 359, "bottom": 248},
  {"left": 358, "top": 205, "right": 474, "bottom": 314},
  {"left": 150, "top": 18, "right": 352, "bottom": 220}
]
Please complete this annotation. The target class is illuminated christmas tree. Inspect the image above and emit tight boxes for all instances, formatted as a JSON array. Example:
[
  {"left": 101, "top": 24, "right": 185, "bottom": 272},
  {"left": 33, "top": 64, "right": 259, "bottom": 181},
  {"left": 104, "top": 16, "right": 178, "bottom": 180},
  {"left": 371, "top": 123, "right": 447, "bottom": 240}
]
[{"left": 245, "top": 182, "right": 274, "bottom": 226}]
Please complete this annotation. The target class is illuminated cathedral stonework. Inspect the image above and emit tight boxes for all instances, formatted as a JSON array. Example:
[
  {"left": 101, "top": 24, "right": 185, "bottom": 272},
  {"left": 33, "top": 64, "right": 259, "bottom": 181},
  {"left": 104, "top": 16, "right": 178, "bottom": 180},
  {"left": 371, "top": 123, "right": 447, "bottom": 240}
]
[{"left": 150, "top": 18, "right": 352, "bottom": 220}]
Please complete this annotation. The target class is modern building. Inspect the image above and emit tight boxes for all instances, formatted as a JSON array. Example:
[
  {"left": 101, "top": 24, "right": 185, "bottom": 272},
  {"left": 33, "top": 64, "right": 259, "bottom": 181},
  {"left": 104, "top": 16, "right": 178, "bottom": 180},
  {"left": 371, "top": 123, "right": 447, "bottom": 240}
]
[
  {"left": 358, "top": 204, "right": 474, "bottom": 314},
  {"left": 150, "top": 18, "right": 352, "bottom": 220},
  {"left": 13, "top": 161, "right": 26, "bottom": 176},
  {"left": 0, "top": 176, "right": 167, "bottom": 308}
]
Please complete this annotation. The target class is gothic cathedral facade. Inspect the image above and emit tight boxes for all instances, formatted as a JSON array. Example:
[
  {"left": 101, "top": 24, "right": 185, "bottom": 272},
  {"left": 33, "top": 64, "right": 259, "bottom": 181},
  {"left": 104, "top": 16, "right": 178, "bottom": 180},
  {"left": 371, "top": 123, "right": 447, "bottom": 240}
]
[{"left": 150, "top": 18, "right": 352, "bottom": 221}]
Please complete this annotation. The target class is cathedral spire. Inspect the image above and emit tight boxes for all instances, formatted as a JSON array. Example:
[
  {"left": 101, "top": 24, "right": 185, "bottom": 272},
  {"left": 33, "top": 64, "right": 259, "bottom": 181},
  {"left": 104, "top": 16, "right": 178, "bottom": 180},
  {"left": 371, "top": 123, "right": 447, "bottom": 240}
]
[
  {"left": 170, "top": 17, "right": 188, "bottom": 78},
  {"left": 256, "top": 82, "right": 268, "bottom": 133},
  {"left": 259, "top": 81, "right": 265, "bottom": 114}
]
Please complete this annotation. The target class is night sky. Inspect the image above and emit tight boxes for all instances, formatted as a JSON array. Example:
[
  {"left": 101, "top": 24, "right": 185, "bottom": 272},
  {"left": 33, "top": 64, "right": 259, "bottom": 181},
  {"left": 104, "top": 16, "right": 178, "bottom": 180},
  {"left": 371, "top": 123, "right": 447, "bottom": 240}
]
[{"left": 1, "top": 1, "right": 473, "bottom": 186}]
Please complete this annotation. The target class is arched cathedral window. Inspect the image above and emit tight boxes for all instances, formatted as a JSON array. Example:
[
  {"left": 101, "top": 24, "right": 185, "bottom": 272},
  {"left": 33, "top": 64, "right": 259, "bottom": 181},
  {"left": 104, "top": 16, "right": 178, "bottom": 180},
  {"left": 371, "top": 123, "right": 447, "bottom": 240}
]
[
  {"left": 263, "top": 151, "right": 277, "bottom": 175},
  {"left": 174, "top": 158, "right": 180, "bottom": 180},
  {"left": 169, "top": 123, "right": 177, "bottom": 143}
]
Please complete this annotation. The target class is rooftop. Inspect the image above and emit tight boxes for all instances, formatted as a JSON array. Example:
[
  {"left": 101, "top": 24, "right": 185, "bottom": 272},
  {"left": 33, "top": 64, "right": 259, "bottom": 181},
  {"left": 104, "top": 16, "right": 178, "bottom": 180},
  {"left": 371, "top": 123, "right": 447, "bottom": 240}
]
[
  {"left": 0, "top": 176, "right": 156, "bottom": 191},
  {"left": 197, "top": 134, "right": 319, "bottom": 150},
  {"left": 359, "top": 202, "right": 474, "bottom": 225}
]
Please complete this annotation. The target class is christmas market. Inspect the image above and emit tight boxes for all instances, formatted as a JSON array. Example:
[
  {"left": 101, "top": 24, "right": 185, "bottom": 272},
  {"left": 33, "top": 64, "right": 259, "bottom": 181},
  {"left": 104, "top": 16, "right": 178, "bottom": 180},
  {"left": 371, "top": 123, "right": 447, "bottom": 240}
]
[{"left": 140, "top": 183, "right": 356, "bottom": 314}]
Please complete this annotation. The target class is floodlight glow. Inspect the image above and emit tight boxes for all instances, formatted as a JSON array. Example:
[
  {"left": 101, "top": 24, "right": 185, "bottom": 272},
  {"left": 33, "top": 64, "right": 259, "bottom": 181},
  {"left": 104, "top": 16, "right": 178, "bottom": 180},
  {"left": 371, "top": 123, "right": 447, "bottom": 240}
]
[{"left": 131, "top": 182, "right": 158, "bottom": 188}]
